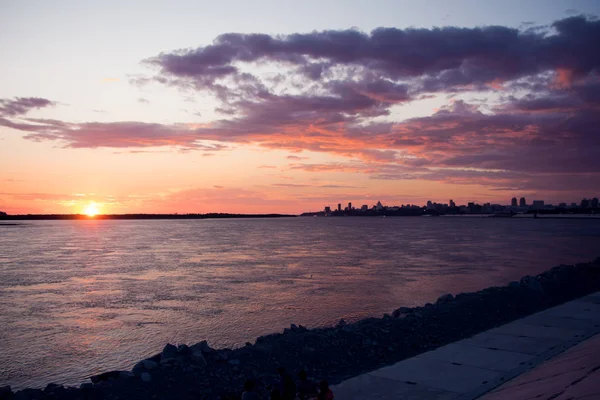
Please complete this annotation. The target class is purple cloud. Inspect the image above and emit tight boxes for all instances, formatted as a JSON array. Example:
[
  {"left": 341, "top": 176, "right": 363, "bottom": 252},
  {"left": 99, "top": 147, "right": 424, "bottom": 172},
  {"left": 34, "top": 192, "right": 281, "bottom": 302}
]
[{"left": 0, "top": 97, "right": 55, "bottom": 117}]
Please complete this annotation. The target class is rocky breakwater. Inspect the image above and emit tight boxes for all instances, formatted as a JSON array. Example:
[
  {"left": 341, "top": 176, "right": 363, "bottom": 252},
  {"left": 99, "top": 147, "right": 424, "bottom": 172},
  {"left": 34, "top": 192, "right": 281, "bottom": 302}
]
[{"left": 2, "top": 258, "right": 600, "bottom": 400}]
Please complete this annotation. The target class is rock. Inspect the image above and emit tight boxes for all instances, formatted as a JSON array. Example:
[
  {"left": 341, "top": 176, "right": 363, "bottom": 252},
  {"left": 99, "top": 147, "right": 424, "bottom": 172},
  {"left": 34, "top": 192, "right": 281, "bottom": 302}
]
[
  {"left": 43, "top": 383, "right": 64, "bottom": 393},
  {"left": 336, "top": 319, "right": 347, "bottom": 328},
  {"left": 436, "top": 293, "right": 454, "bottom": 304},
  {"left": 177, "top": 344, "right": 191, "bottom": 356},
  {"left": 228, "top": 359, "right": 240, "bottom": 365},
  {"left": 161, "top": 343, "right": 178, "bottom": 361},
  {"left": 119, "top": 371, "right": 134, "bottom": 379},
  {"left": 290, "top": 323, "right": 299, "bottom": 331},
  {"left": 520, "top": 276, "right": 544, "bottom": 293},
  {"left": 0, "top": 386, "right": 12, "bottom": 400},
  {"left": 190, "top": 340, "right": 212, "bottom": 354},
  {"left": 80, "top": 383, "right": 93, "bottom": 390},
  {"left": 132, "top": 361, "right": 146, "bottom": 375},
  {"left": 90, "top": 370, "right": 121, "bottom": 384},
  {"left": 141, "top": 372, "right": 151, "bottom": 382},
  {"left": 191, "top": 351, "right": 207, "bottom": 367},
  {"left": 392, "top": 307, "right": 412, "bottom": 318},
  {"left": 13, "top": 389, "right": 42, "bottom": 400},
  {"left": 142, "top": 360, "right": 158, "bottom": 370}
]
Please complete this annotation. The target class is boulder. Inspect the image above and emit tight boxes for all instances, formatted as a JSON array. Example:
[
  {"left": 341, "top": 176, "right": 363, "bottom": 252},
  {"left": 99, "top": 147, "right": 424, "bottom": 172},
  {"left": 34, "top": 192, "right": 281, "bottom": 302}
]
[
  {"left": 132, "top": 361, "right": 146, "bottom": 376},
  {"left": 520, "top": 276, "right": 544, "bottom": 293},
  {"left": 142, "top": 360, "right": 158, "bottom": 370},
  {"left": 161, "top": 343, "right": 178, "bottom": 361},
  {"left": 191, "top": 351, "right": 207, "bottom": 367},
  {"left": 90, "top": 370, "right": 121, "bottom": 384},
  {"left": 119, "top": 371, "right": 134, "bottom": 379},
  {"left": 177, "top": 344, "right": 191, "bottom": 356},
  {"left": 0, "top": 386, "right": 12, "bottom": 400},
  {"left": 392, "top": 307, "right": 412, "bottom": 318},
  {"left": 190, "top": 340, "right": 212, "bottom": 354},
  {"left": 140, "top": 372, "right": 151, "bottom": 382},
  {"left": 13, "top": 389, "right": 42, "bottom": 400},
  {"left": 436, "top": 294, "right": 454, "bottom": 305},
  {"left": 43, "top": 384, "right": 64, "bottom": 394}
]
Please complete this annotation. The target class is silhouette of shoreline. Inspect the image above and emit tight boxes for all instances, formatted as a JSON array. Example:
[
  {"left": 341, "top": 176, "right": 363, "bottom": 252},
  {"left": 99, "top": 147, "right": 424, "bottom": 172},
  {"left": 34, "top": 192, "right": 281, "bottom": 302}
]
[{"left": 0, "top": 213, "right": 297, "bottom": 221}]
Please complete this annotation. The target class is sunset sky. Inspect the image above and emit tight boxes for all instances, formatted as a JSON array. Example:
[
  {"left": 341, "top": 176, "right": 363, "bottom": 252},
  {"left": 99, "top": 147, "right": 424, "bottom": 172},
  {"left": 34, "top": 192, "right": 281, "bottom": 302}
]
[{"left": 1, "top": 0, "right": 599, "bottom": 214}]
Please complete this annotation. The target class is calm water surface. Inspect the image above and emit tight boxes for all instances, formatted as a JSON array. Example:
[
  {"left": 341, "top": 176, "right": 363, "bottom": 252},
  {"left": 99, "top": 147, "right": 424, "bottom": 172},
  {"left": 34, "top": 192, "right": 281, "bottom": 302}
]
[{"left": 1, "top": 217, "right": 599, "bottom": 389}]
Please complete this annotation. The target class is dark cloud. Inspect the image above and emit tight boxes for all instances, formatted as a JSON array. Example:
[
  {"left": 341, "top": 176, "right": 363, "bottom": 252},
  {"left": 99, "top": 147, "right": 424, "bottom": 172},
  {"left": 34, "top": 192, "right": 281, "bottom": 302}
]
[
  {"left": 146, "top": 16, "right": 599, "bottom": 95},
  {"left": 0, "top": 97, "right": 55, "bottom": 117}
]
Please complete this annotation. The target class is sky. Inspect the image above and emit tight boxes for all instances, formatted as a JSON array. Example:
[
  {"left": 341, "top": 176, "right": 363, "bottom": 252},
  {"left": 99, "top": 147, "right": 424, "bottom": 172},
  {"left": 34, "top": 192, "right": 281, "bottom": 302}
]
[{"left": 1, "top": 0, "right": 599, "bottom": 215}]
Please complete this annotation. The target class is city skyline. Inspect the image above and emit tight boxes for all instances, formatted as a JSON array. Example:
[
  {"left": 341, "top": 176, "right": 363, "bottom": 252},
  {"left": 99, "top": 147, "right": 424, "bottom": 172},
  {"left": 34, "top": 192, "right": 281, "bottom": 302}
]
[
  {"left": 319, "top": 195, "right": 600, "bottom": 210},
  {"left": 2, "top": 1, "right": 600, "bottom": 215}
]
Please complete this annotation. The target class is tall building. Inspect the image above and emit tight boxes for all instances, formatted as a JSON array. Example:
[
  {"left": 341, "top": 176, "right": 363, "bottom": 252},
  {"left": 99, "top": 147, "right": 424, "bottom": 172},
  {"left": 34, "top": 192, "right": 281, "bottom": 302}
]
[
  {"left": 511, "top": 197, "right": 518, "bottom": 207},
  {"left": 592, "top": 198, "right": 599, "bottom": 209},
  {"left": 426, "top": 200, "right": 433, "bottom": 209},
  {"left": 519, "top": 197, "right": 526, "bottom": 207},
  {"left": 337, "top": 203, "right": 341, "bottom": 212},
  {"left": 449, "top": 199, "right": 455, "bottom": 208},
  {"left": 376, "top": 201, "right": 383, "bottom": 211},
  {"left": 361, "top": 205, "right": 368, "bottom": 211},
  {"left": 348, "top": 202, "right": 352, "bottom": 211},
  {"left": 581, "top": 199, "right": 590, "bottom": 209},
  {"left": 324, "top": 206, "right": 331, "bottom": 213}
]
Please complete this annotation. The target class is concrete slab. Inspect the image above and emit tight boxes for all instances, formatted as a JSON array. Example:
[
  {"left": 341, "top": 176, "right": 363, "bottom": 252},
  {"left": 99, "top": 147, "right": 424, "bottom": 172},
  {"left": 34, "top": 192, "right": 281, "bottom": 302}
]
[
  {"left": 537, "top": 300, "right": 600, "bottom": 321},
  {"left": 487, "top": 320, "right": 588, "bottom": 341},
  {"left": 369, "top": 356, "right": 502, "bottom": 393},
  {"left": 414, "top": 341, "right": 534, "bottom": 372},
  {"left": 579, "top": 294, "right": 600, "bottom": 304},
  {"left": 465, "top": 332, "right": 562, "bottom": 355},
  {"left": 333, "top": 373, "right": 460, "bottom": 400},
  {"left": 479, "top": 333, "right": 600, "bottom": 400},
  {"left": 518, "top": 313, "right": 600, "bottom": 331}
]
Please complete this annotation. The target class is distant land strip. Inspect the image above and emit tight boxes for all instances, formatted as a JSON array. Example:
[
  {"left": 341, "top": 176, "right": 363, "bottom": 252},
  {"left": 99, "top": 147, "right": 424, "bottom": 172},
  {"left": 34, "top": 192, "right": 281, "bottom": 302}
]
[{"left": 0, "top": 213, "right": 297, "bottom": 221}]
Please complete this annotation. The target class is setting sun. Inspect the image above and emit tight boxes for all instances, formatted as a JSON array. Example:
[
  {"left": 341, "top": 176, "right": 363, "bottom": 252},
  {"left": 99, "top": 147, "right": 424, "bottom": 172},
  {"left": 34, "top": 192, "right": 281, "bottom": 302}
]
[{"left": 84, "top": 202, "right": 99, "bottom": 217}]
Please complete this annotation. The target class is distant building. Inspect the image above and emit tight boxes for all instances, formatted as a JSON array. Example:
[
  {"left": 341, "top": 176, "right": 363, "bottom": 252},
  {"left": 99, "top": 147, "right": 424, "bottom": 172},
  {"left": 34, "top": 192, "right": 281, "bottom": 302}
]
[
  {"left": 467, "top": 202, "right": 475, "bottom": 213},
  {"left": 559, "top": 203, "right": 567, "bottom": 208},
  {"left": 348, "top": 202, "right": 352, "bottom": 211},
  {"left": 324, "top": 206, "right": 331, "bottom": 213},
  {"left": 581, "top": 199, "right": 590, "bottom": 209},
  {"left": 376, "top": 201, "right": 383, "bottom": 211},
  {"left": 519, "top": 197, "right": 526, "bottom": 207},
  {"left": 361, "top": 205, "right": 369, "bottom": 211},
  {"left": 592, "top": 198, "right": 599, "bottom": 209},
  {"left": 511, "top": 197, "right": 517, "bottom": 207},
  {"left": 337, "top": 203, "right": 341, "bottom": 212},
  {"left": 449, "top": 199, "right": 456, "bottom": 208},
  {"left": 532, "top": 200, "right": 545, "bottom": 209},
  {"left": 426, "top": 200, "right": 433, "bottom": 210}
]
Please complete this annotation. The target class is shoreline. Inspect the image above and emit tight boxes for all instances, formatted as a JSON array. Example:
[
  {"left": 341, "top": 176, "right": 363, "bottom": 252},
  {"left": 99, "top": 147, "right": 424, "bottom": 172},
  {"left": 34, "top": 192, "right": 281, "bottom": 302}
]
[{"left": 2, "top": 258, "right": 600, "bottom": 399}]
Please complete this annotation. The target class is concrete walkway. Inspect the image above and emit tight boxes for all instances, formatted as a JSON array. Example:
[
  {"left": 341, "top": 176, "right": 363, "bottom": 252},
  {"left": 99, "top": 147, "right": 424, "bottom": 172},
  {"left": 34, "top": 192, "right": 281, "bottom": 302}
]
[
  {"left": 332, "top": 292, "right": 600, "bottom": 400},
  {"left": 479, "top": 332, "right": 600, "bottom": 399}
]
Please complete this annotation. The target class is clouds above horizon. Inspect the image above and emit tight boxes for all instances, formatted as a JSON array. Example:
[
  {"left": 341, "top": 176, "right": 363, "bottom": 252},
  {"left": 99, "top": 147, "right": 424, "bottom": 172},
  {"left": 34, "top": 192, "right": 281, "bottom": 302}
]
[{"left": 1, "top": 16, "right": 600, "bottom": 195}]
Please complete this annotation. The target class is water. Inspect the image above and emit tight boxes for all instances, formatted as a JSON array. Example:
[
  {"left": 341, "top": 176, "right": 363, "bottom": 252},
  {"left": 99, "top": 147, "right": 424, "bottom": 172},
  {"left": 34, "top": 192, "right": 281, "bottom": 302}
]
[{"left": 0, "top": 217, "right": 599, "bottom": 389}]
